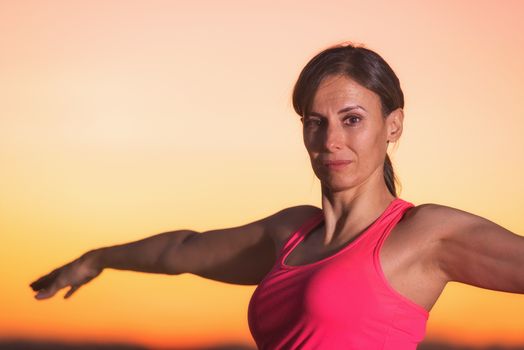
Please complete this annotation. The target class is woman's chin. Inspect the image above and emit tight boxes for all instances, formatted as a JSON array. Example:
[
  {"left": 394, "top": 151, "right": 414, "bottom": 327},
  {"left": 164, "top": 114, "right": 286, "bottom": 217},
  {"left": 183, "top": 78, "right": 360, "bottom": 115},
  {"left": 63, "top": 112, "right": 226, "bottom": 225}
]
[
  {"left": 314, "top": 168, "right": 360, "bottom": 192},
  {"left": 320, "top": 180, "right": 356, "bottom": 193}
]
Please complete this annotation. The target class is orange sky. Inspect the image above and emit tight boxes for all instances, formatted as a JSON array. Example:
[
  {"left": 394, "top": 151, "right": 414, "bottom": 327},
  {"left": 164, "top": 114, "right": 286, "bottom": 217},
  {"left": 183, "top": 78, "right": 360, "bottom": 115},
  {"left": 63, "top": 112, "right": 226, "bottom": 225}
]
[{"left": 1, "top": 0, "right": 524, "bottom": 348}]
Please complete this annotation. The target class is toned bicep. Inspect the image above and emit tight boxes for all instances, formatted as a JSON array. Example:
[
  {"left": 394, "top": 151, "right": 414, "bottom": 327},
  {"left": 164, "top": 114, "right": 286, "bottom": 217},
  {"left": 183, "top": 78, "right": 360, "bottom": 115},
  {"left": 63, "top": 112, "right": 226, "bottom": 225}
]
[
  {"left": 436, "top": 207, "right": 524, "bottom": 293},
  {"left": 167, "top": 206, "right": 320, "bottom": 285}
]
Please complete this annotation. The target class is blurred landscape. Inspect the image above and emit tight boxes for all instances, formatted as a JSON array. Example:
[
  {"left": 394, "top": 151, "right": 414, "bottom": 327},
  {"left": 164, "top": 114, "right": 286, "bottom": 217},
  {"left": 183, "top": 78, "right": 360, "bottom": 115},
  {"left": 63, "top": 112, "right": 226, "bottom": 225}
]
[
  {"left": 2, "top": 2, "right": 524, "bottom": 350},
  {"left": 1, "top": 339, "right": 524, "bottom": 350}
]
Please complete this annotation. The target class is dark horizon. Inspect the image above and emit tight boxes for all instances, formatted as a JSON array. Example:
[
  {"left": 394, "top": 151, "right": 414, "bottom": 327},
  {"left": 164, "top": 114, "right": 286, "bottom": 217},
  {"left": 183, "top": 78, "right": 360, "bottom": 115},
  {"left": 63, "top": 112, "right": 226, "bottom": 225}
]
[{"left": 2, "top": 338, "right": 524, "bottom": 350}]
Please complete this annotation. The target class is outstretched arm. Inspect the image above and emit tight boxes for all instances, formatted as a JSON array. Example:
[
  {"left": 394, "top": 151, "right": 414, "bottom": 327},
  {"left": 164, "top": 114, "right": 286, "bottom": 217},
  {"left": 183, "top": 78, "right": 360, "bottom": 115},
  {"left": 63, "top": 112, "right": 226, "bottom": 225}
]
[
  {"left": 431, "top": 204, "right": 524, "bottom": 293},
  {"left": 30, "top": 205, "right": 320, "bottom": 299}
]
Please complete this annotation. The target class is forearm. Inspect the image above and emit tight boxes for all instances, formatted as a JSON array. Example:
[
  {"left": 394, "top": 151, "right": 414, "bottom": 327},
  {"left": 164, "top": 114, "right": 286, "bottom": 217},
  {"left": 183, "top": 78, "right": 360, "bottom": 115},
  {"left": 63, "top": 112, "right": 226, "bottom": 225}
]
[{"left": 88, "top": 230, "right": 196, "bottom": 275}]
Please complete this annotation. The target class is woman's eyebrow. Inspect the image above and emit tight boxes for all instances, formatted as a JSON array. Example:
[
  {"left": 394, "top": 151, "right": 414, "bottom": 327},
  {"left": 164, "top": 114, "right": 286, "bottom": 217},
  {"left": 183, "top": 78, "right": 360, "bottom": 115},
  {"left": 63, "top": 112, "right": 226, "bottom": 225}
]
[
  {"left": 309, "top": 105, "right": 367, "bottom": 117},
  {"left": 338, "top": 105, "right": 367, "bottom": 113}
]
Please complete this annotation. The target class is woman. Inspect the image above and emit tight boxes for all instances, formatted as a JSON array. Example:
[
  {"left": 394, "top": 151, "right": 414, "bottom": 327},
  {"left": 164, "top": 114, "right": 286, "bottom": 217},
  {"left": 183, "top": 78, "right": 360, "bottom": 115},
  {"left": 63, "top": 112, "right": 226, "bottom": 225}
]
[{"left": 30, "top": 43, "right": 524, "bottom": 349}]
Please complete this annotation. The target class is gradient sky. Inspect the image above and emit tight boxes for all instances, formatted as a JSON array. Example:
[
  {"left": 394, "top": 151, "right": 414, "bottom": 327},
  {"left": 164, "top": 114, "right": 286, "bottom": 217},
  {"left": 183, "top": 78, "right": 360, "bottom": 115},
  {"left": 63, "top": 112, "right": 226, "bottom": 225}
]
[{"left": 1, "top": 0, "right": 523, "bottom": 348}]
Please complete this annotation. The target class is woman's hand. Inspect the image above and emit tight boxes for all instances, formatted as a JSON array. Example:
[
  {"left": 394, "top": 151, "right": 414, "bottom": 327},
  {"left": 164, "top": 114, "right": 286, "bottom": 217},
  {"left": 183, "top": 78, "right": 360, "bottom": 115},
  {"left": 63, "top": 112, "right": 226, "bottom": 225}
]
[{"left": 29, "top": 250, "right": 103, "bottom": 300}]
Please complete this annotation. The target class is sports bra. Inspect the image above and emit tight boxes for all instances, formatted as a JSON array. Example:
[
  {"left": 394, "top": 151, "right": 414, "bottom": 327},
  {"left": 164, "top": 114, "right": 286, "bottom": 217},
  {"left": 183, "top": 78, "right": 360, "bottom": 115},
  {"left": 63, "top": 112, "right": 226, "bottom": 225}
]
[{"left": 247, "top": 198, "right": 429, "bottom": 349}]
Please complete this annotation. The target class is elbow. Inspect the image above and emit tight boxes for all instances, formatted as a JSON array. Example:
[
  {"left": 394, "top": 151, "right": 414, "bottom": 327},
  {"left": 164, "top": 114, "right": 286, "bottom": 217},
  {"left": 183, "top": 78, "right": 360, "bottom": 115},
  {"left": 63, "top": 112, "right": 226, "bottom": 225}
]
[{"left": 156, "top": 230, "right": 196, "bottom": 275}]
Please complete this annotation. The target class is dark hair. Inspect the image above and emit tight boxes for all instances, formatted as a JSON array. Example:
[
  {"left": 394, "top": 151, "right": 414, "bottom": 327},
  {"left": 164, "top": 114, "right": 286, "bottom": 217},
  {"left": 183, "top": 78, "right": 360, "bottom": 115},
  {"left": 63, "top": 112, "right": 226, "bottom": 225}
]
[{"left": 292, "top": 42, "right": 403, "bottom": 197}]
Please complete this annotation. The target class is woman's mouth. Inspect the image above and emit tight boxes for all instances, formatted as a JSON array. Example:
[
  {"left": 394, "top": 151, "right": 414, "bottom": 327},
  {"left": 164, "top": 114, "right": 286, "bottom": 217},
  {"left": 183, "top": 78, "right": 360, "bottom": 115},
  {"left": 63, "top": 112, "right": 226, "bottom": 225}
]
[{"left": 323, "top": 160, "right": 353, "bottom": 170}]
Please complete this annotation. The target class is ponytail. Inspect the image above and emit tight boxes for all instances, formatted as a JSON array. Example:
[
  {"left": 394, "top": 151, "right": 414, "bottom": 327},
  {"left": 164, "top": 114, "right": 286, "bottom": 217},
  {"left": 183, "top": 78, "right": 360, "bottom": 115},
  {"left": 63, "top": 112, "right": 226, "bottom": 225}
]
[{"left": 383, "top": 153, "right": 400, "bottom": 197}]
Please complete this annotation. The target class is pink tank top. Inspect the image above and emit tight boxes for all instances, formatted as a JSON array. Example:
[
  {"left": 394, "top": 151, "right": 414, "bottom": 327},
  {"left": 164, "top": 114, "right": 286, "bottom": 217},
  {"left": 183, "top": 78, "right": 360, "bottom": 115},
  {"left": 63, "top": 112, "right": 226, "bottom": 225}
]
[{"left": 247, "top": 198, "right": 429, "bottom": 349}]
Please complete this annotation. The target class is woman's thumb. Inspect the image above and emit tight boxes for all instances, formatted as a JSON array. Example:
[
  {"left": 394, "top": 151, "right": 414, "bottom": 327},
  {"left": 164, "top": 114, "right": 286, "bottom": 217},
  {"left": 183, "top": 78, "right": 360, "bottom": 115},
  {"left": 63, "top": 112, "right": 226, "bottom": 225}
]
[{"left": 64, "top": 285, "right": 80, "bottom": 299}]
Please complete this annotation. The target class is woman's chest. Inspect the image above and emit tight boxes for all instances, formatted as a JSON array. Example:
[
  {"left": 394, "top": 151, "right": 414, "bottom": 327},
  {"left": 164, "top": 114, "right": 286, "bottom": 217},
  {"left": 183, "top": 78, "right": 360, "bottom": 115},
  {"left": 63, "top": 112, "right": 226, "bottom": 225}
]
[{"left": 277, "top": 213, "right": 446, "bottom": 313}]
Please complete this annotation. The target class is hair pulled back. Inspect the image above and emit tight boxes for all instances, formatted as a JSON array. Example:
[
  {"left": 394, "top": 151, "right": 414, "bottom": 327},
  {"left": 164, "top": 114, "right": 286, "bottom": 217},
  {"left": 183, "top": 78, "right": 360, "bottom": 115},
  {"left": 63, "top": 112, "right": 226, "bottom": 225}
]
[{"left": 292, "top": 43, "right": 403, "bottom": 197}]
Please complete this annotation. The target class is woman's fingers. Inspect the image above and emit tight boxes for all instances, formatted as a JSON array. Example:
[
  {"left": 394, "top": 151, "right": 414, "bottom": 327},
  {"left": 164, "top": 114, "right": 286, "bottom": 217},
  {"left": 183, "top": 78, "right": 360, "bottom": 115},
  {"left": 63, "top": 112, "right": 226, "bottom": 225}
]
[
  {"left": 31, "top": 271, "right": 62, "bottom": 299},
  {"left": 31, "top": 266, "right": 71, "bottom": 299},
  {"left": 34, "top": 278, "right": 81, "bottom": 300},
  {"left": 34, "top": 285, "right": 59, "bottom": 300},
  {"left": 31, "top": 254, "right": 103, "bottom": 300},
  {"left": 30, "top": 269, "right": 60, "bottom": 291}
]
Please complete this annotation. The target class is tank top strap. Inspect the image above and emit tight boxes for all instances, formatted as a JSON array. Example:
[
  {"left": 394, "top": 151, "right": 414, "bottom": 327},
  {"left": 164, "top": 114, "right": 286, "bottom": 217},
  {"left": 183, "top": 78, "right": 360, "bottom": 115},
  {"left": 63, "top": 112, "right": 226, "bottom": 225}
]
[
  {"left": 276, "top": 199, "right": 414, "bottom": 264},
  {"left": 370, "top": 198, "right": 415, "bottom": 253},
  {"left": 279, "top": 210, "right": 324, "bottom": 258}
]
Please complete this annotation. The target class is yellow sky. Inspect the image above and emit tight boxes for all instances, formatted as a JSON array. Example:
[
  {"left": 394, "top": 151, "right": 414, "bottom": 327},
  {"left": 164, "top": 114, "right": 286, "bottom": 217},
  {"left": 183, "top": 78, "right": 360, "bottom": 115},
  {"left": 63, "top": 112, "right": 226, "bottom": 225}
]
[{"left": 1, "top": 0, "right": 523, "bottom": 348}]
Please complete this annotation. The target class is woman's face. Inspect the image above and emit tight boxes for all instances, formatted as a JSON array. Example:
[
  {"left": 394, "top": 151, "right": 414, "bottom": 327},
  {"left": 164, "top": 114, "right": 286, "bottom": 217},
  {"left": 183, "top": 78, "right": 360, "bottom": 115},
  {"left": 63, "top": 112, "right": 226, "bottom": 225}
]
[{"left": 302, "top": 74, "right": 402, "bottom": 193}]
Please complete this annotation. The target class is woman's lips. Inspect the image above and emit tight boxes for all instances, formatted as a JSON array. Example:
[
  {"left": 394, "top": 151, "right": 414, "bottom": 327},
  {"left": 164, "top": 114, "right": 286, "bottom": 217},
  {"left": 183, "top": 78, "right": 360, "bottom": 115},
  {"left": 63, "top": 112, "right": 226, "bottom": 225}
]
[{"left": 323, "top": 160, "right": 353, "bottom": 170}]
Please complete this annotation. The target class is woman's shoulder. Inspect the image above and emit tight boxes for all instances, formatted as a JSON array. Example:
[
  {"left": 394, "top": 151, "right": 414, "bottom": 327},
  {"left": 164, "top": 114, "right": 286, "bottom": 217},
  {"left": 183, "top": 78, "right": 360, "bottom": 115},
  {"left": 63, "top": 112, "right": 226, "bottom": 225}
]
[
  {"left": 407, "top": 201, "right": 472, "bottom": 220},
  {"left": 402, "top": 201, "right": 477, "bottom": 240},
  {"left": 268, "top": 205, "right": 322, "bottom": 243}
]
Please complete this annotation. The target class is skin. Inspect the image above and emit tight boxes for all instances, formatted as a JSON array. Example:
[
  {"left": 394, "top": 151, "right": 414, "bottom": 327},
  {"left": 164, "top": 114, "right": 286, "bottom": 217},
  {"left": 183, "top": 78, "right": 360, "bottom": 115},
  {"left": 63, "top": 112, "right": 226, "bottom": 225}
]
[
  {"left": 31, "top": 74, "right": 524, "bottom": 316},
  {"left": 288, "top": 74, "right": 447, "bottom": 311}
]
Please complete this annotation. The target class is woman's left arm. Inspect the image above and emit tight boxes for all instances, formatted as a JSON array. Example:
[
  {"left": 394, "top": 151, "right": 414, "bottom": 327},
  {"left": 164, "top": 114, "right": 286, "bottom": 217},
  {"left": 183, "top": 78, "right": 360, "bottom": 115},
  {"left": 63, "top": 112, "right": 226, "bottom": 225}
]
[{"left": 432, "top": 204, "right": 524, "bottom": 293}]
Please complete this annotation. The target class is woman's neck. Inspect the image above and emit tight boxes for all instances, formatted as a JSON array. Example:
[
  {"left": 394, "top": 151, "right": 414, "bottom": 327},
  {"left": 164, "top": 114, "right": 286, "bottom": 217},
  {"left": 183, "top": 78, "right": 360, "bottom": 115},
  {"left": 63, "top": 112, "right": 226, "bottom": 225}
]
[{"left": 319, "top": 181, "right": 395, "bottom": 247}]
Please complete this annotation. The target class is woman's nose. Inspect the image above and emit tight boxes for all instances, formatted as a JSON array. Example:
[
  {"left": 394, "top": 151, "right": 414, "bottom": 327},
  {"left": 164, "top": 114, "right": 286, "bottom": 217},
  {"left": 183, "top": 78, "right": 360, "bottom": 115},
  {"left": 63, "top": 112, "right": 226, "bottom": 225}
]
[{"left": 324, "top": 123, "right": 344, "bottom": 151}]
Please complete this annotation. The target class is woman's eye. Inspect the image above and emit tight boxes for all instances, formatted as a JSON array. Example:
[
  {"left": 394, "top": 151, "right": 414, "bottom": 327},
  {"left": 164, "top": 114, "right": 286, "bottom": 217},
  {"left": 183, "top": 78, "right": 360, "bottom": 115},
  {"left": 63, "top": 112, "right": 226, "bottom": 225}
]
[
  {"left": 345, "top": 116, "right": 362, "bottom": 125},
  {"left": 302, "top": 117, "right": 322, "bottom": 127}
]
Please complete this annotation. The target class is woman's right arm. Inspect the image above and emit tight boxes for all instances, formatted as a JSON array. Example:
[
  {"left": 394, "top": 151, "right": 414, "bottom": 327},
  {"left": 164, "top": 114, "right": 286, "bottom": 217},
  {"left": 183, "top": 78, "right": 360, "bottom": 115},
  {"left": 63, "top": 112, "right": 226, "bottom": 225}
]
[{"left": 30, "top": 205, "right": 320, "bottom": 300}]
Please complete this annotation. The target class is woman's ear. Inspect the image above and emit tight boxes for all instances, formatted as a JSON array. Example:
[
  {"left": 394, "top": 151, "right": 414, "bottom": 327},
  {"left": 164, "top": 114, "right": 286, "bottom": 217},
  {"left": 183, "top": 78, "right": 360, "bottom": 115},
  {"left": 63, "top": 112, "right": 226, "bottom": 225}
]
[{"left": 386, "top": 108, "right": 404, "bottom": 143}]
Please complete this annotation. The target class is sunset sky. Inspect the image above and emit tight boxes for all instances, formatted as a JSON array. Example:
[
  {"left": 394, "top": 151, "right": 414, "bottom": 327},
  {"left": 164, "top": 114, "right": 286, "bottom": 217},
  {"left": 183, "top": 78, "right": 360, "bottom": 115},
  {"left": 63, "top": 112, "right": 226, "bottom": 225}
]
[{"left": 1, "top": 0, "right": 523, "bottom": 348}]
